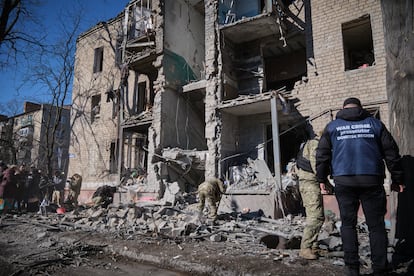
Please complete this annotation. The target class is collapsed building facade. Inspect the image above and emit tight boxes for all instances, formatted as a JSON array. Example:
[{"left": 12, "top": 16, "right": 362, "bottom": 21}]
[{"left": 68, "top": 0, "right": 406, "bottom": 216}]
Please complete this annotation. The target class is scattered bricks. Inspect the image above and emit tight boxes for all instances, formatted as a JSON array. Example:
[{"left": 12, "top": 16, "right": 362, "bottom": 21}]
[
  {"left": 158, "top": 221, "right": 173, "bottom": 235},
  {"left": 117, "top": 219, "right": 126, "bottom": 229},
  {"left": 135, "top": 216, "right": 147, "bottom": 225},
  {"left": 220, "top": 221, "right": 238, "bottom": 232},
  {"left": 210, "top": 234, "right": 225, "bottom": 242},
  {"left": 108, "top": 217, "right": 118, "bottom": 228},
  {"left": 90, "top": 209, "right": 105, "bottom": 220},
  {"left": 157, "top": 207, "right": 180, "bottom": 217},
  {"left": 184, "top": 223, "right": 198, "bottom": 236},
  {"left": 147, "top": 220, "right": 158, "bottom": 232},
  {"left": 161, "top": 182, "right": 180, "bottom": 205},
  {"left": 98, "top": 224, "right": 107, "bottom": 231},
  {"left": 107, "top": 208, "right": 118, "bottom": 218},
  {"left": 158, "top": 220, "right": 168, "bottom": 230},
  {"left": 107, "top": 203, "right": 121, "bottom": 209},
  {"left": 75, "top": 218, "right": 89, "bottom": 225},
  {"left": 320, "top": 236, "right": 342, "bottom": 251},
  {"left": 38, "top": 239, "right": 56, "bottom": 248},
  {"left": 36, "top": 232, "right": 48, "bottom": 240},
  {"left": 91, "top": 221, "right": 102, "bottom": 229},
  {"left": 159, "top": 226, "right": 173, "bottom": 235},
  {"left": 116, "top": 208, "right": 129, "bottom": 219},
  {"left": 171, "top": 227, "right": 185, "bottom": 237},
  {"left": 152, "top": 212, "right": 162, "bottom": 220},
  {"left": 86, "top": 208, "right": 95, "bottom": 217}
]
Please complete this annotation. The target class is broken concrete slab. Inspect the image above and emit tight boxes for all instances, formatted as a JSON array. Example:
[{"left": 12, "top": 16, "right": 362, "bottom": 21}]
[{"left": 160, "top": 182, "right": 180, "bottom": 206}]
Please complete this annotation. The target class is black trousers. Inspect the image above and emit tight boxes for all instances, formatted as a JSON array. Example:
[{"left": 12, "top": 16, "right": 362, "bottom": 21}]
[{"left": 335, "top": 184, "right": 388, "bottom": 272}]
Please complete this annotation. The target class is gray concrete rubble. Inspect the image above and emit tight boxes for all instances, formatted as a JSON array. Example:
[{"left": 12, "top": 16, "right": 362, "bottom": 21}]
[
  {"left": 40, "top": 199, "right": 370, "bottom": 268},
  {"left": 1, "top": 205, "right": 412, "bottom": 276}
]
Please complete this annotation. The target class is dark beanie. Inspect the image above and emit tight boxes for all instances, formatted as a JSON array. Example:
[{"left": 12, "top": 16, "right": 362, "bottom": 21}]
[{"left": 343, "top": 97, "right": 362, "bottom": 108}]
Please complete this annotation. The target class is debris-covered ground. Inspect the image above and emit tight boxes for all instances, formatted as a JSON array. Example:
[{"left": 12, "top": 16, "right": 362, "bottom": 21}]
[{"left": 1, "top": 201, "right": 412, "bottom": 276}]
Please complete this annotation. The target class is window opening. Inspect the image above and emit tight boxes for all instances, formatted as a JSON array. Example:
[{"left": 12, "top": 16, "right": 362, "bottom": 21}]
[
  {"left": 136, "top": 82, "right": 147, "bottom": 114},
  {"left": 342, "top": 15, "right": 375, "bottom": 71},
  {"left": 91, "top": 94, "right": 101, "bottom": 123},
  {"left": 110, "top": 141, "right": 118, "bottom": 174},
  {"left": 93, "top": 47, "right": 104, "bottom": 73}
]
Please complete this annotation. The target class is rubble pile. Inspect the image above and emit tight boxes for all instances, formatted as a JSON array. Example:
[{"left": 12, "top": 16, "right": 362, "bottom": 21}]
[
  {"left": 54, "top": 200, "right": 401, "bottom": 272},
  {"left": 2, "top": 200, "right": 411, "bottom": 275},
  {"left": 51, "top": 202, "right": 343, "bottom": 253},
  {"left": 227, "top": 158, "right": 278, "bottom": 192}
]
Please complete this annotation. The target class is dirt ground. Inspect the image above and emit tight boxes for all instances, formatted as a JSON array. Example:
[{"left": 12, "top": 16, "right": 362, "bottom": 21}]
[{"left": 0, "top": 213, "right": 412, "bottom": 276}]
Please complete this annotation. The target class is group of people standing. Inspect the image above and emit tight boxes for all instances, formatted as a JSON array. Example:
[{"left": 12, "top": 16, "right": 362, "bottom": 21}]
[
  {"left": 297, "top": 97, "right": 405, "bottom": 276},
  {"left": 0, "top": 163, "right": 66, "bottom": 214}
]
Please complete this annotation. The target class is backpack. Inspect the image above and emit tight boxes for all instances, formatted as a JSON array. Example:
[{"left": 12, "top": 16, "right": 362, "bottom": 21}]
[{"left": 296, "top": 141, "right": 314, "bottom": 173}]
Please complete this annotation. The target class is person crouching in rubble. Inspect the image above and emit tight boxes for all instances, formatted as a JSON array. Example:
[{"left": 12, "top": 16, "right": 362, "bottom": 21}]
[
  {"left": 197, "top": 177, "right": 226, "bottom": 221},
  {"left": 66, "top": 173, "right": 82, "bottom": 211},
  {"left": 91, "top": 185, "right": 117, "bottom": 208}
]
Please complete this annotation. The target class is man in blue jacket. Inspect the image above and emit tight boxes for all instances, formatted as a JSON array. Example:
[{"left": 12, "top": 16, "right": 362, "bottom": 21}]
[{"left": 316, "top": 97, "right": 404, "bottom": 276}]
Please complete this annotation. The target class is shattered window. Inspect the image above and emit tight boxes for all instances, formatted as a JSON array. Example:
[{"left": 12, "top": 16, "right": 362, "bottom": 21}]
[
  {"left": 110, "top": 141, "right": 118, "bottom": 173},
  {"left": 342, "top": 15, "right": 375, "bottom": 71},
  {"left": 93, "top": 47, "right": 104, "bottom": 73},
  {"left": 91, "top": 94, "right": 101, "bottom": 123}
]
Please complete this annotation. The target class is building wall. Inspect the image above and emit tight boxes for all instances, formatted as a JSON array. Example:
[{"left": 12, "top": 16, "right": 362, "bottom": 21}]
[
  {"left": 37, "top": 105, "right": 71, "bottom": 175},
  {"left": 66, "top": 0, "right": 401, "bottom": 204},
  {"left": 68, "top": 18, "right": 123, "bottom": 189},
  {"left": 164, "top": 0, "right": 205, "bottom": 82},
  {"left": 158, "top": 87, "right": 206, "bottom": 150},
  {"left": 295, "top": 0, "right": 388, "bottom": 132},
  {"left": 0, "top": 118, "right": 14, "bottom": 164},
  {"left": 11, "top": 105, "right": 70, "bottom": 175}
]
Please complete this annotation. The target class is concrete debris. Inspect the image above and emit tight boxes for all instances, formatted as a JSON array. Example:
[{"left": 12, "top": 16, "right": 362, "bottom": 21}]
[
  {"left": 210, "top": 233, "right": 226, "bottom": 242},
  {"left": 227, "top": 158, "right": 275, "bottom": 192},
  {"left": 160, "top": 182, "right": 181, "bottom": 205},
  {"left": 1, "top": 187, "right": 395, "bottom": 274}
]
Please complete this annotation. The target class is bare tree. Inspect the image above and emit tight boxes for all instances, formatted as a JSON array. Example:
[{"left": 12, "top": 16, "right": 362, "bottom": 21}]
[
  {"left": 381, "top": 1, "right": 414, "bottom": 155},
  {"left": 26, "top": 10, "right": 81, "bottom": 177},
  {"left": 0, "top": 0, "right": 44, "bottom": 68}
]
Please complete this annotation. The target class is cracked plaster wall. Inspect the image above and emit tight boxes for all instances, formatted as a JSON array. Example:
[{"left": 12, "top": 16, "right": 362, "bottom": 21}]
[{"left": 164, "top": 0, "right": 205, "bottom": 82}]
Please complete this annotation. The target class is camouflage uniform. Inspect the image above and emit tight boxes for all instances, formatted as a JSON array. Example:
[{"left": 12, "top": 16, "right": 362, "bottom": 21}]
[
  {"left": 297, "top": 138, "right": 324, "bottom": 251},
  {"left": 67, "top": 174, "right": 82, "bottom": 208},
  {"left": 198, "top": 177, "right": 225, "bottom": 220}
]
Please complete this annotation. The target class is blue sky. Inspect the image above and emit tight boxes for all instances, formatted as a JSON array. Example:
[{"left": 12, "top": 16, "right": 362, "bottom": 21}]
[{"left": 0, "top": 0, "right": 129, "bottom": 115}]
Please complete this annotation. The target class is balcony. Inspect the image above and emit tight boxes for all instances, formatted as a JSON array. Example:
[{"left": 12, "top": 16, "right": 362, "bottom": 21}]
[{"left": 124, "top": 0, "right": 156, "bottom": 72}]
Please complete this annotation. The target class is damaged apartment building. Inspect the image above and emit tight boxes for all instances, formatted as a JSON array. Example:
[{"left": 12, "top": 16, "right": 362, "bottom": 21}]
[{"left": 69, "top": 0, "right": 407, "bottom": 216}]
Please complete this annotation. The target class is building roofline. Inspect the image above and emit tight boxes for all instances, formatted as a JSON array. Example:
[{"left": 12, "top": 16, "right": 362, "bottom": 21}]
[{"left": 77, "top": 10, "right": 124, "bottom": 42}]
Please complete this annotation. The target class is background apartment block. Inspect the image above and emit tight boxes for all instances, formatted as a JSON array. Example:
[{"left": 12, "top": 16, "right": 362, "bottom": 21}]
[
  {"left": 68, "top": 0, "right": 412, "bottom": 210},
  {"left": 0, "top": 102, "right": 70, "bottom": 176},
  {"left": 0, "top": 115, "right": 14, "bottom": 164}
]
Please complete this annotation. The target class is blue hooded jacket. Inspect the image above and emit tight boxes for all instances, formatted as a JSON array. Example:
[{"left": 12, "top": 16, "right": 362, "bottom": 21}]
[{"left": 316, "top": 107, "right": 403, "bottom": 187}]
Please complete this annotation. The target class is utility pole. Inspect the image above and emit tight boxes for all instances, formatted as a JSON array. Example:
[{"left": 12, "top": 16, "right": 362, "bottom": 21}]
[{"left": 117, "top": 5, "right": 130, "bottom": 186}]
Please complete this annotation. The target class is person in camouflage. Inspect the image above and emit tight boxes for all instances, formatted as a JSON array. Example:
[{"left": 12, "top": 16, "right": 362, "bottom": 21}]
[
  {"left": 66, "top": 173, "right": 82, "bottom": 210},
  {"left": 198, "top": 177, "right": 225, "bottom": 220},
  {"left": 296, "top": 135, "right": 325, "bottom": 260}
]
